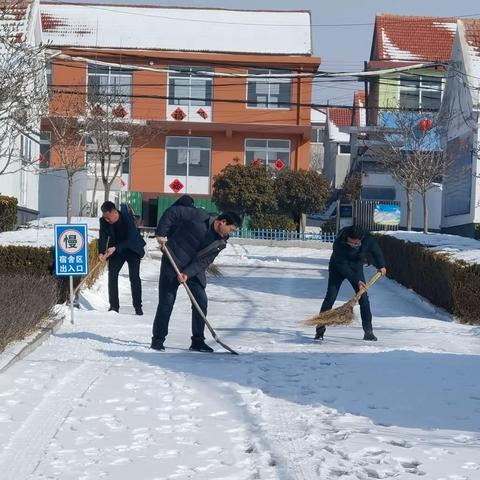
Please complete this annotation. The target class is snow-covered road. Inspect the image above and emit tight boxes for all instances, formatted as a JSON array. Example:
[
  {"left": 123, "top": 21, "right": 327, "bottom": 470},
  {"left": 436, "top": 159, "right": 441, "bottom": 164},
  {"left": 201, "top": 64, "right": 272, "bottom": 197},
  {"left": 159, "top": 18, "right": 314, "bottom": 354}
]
[{"left": 0, "top": 243, "right": 479, "bottom": 479}]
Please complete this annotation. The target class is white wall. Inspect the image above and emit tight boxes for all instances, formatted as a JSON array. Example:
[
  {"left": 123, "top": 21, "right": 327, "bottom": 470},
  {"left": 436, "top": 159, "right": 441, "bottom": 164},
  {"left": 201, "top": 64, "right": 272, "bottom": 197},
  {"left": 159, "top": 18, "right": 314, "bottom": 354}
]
[{"left": 38, "top": 169, "right": 88, "bottom": 217}]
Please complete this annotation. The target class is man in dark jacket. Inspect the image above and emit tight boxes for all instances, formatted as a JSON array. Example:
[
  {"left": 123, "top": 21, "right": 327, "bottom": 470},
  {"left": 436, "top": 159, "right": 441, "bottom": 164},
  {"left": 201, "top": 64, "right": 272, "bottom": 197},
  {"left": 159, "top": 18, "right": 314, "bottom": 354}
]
[
  {"left": 316, "top": 225, "right": 387, "bottom": 341},
  {"left": 99, "top": 201, "right": 146, "bottom": 315},
  {"left": 151, "top": 202, "right": 241, "bottom": 352}
]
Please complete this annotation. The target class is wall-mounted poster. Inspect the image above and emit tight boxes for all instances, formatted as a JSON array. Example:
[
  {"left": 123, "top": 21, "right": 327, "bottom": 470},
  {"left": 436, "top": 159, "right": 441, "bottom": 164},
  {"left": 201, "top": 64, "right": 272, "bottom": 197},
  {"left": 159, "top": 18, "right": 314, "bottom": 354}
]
[{"left": 374, "top": 204, "right": 401, "bottom": 226}]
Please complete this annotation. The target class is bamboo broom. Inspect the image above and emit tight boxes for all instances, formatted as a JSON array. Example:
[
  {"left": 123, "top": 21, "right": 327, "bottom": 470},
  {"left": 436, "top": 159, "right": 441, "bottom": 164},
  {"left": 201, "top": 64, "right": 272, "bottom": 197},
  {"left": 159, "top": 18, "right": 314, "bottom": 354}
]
[{"left": 304, "top": 272, "right": 382, "bottom": 327}]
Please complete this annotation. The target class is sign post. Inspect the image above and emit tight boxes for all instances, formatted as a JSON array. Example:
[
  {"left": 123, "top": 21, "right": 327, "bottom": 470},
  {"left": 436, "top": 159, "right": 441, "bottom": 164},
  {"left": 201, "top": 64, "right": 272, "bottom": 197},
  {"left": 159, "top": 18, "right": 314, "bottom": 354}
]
[{"left": 54, "top": 224, "right": 89, "bottom": 324}]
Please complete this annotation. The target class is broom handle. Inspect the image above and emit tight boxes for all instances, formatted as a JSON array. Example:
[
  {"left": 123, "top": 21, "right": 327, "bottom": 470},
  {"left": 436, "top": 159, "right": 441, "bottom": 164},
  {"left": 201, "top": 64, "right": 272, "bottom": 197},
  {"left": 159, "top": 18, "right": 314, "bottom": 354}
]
[
  {"left": 73, "top": 236, "right": 109, "bottom": 296},
  {"left": 354, "top": 271, "right": 382, "bottom": 301}
]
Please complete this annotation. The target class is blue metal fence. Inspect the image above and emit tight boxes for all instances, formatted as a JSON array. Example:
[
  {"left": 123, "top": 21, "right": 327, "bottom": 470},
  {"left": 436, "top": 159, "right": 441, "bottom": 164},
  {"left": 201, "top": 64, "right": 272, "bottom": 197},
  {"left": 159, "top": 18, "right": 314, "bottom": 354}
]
[{"left": 231, "top": 228, "right": 336, "bottom": 243}]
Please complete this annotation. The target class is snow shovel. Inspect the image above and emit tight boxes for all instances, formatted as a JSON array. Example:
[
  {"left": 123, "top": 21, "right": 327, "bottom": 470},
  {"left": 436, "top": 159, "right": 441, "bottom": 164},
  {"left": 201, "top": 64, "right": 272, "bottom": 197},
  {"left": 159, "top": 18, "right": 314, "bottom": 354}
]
[
  {"left": 304, "top": 271, "right": 382, "bottom": 327},
  {"left": 162, "top": 244, "right": 239, "bottom": 355}
]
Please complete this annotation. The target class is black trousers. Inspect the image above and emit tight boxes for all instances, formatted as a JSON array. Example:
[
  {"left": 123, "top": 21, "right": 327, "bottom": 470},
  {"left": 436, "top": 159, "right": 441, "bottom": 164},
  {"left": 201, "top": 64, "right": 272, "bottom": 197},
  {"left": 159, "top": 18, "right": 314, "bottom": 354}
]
[
  {"left": 108, "top": 251, "right": 142, "bottom": 311},
  {"left": 152, "top": 264, "right": 207, "bottom": 342},
  {"left": 320, "top": 266, "right": 373, "bottom": 332}
]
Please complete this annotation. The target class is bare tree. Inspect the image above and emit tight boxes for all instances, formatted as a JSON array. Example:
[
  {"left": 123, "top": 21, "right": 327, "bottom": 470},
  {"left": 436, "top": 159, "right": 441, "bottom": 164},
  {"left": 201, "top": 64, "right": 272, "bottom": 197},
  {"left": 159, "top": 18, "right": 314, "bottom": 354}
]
[
  {"left": 45, "top": 93, "right": 92, "bottom": 223},
  {"left": 84, "top": 93, "right": 163, "bottom": 208},
  {"left": 0, "top": 0, "right": 47, "bottom": 177},
  {"left": 371, "top": 110, "right": 449, "bottom": 233}
]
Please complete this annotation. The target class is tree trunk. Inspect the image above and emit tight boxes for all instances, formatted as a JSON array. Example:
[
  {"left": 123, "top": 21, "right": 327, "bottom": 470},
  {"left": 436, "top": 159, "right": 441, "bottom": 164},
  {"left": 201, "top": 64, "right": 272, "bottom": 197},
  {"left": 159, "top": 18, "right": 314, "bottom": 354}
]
[
  {"left": 103, "top": 180, "right": 110, "bottom": 202},
  {"left": 66, "top": 173, "right": 73, "bottom": 224},
  {"left": 406, "top": 186, "right": 413, "bottom": 231},
  {"left": 422, "top": 191, "right": 429, "bottom": 234},
  {"left": 90, "top": 177, "right": 98, "bottom": 217}
]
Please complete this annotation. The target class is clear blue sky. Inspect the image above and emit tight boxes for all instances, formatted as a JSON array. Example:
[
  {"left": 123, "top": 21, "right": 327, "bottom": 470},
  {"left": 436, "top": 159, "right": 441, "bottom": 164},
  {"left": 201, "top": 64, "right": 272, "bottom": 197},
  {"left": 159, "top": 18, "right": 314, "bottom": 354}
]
[{"left": 73, "top": 0, "right": 480, "bottom": 105}]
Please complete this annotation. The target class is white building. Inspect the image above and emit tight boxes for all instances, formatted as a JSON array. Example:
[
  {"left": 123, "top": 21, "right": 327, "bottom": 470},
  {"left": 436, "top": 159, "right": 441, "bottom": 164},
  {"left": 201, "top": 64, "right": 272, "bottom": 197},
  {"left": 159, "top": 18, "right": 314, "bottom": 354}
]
[
  {"left": 440, "top": 19, "right": 480, "bottom": 237},
  {"left": 0, "top": 0, "right": 43, "bottom": 225}
]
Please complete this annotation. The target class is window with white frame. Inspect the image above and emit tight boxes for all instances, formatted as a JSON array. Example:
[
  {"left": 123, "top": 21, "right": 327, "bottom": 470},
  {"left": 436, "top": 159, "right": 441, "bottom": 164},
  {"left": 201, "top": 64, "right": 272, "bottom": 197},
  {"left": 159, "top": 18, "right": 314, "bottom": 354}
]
[
  {"left": 166, "top": 136, "right": 211, "bottom": 177},
  {"left": 168, "top": 66, "right": 213, "bottom": 106},
  {"left": 39, "top": 132, "right": 51, "bottom": 168},
  {"left": 87, "top": 66, "right": 132, "bottom": 113},
  {"left": 247, "top": 68, "right": 292, "bottom": 109},
  {"left": 338, "top": 143, "right": 351, "bottom": 154},
  {"left": 85, "top": 137, "right": 130, "bottom": 177},
  {"left": 245, "top": 139, "right": 290, "bottom": 168},
  {"left": 399, "top": 74, "right": 442, "bottom": 111}
]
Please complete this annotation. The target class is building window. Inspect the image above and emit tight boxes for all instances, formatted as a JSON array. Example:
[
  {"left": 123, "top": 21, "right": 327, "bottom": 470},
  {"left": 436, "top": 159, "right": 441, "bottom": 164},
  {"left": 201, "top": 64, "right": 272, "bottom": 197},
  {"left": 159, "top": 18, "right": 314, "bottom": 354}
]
[
  {"left": 245, "top": 139, "right": 290, "bottom": 168},
  {"left": 338, "top": 143, "right": 351, "bottom": 154},
  {"left": 88, "top": 66, "right": 132, "bottom": 113},
  {"left": 247, "top": 68, "right": 292, "bottom": 109},
  {"left": 168, "top": 66, "right": 213, "bottom": 107},
  {"left": 39, "top": 132, "right": 51, "bottom": 168},
  {"left": 361, "top": 186, "right": 396, "bottom": 200},
  {"left": 166, "top": 136, "right": 211, "bottom": 178},
  {"left": 311, "top": 127, "right": 324, "bottom": 144},
  {"left": 399, "top": 74, "right": 442, "bottom": 111},
  {"left": 85, "top": 137, "right": 130, "bottom": 177}
]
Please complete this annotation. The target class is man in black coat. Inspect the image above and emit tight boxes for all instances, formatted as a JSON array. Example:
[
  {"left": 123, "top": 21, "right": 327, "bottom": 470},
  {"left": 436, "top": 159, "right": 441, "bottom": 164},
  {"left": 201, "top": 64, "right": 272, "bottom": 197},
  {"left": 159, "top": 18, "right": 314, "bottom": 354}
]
[
  {"left": 316, "top": 225, "right": 387, "bottom": 341},
  {"left": 99, "top": 201, "right": 146, "bottom": 315},
  {"left": 151, "top": 201, "right": 241, "bottom": 352}
]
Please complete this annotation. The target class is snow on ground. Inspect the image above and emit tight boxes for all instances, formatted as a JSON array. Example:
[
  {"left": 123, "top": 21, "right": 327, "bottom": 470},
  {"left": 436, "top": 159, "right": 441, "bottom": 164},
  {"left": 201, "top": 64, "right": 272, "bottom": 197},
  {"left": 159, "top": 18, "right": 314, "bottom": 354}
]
[
  {"left": 380, "top": 231, "right": 480, "bottom": 265},
  {"left": 0, "top": 241, "right": 479, "bottom": 479},
  {"left": 0, "top": 217, "right": 100, "bottom": 247}
]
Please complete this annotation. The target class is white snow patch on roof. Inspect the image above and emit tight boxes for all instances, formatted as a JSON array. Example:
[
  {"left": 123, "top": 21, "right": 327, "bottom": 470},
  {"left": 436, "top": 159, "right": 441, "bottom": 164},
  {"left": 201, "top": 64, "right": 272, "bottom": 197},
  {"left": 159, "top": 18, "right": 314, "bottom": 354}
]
[
  {"left": 328, "top": 119, "right": 350, "bottom": 143},
  {"left": 381, "top": 27, "right": 420, "bottom": 60},
  {"left": 433, "top": 22, "right": 458, "bottom": 33},
  {"left": 40, "top": 4, "right": 312, "bottom": 55}
]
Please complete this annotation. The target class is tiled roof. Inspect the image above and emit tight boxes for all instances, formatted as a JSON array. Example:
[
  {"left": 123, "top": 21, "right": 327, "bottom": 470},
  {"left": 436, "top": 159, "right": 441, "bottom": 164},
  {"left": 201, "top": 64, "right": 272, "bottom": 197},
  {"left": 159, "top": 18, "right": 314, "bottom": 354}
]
[
  {"left": 328, "top": 107, "right": 353, "bottom": 128},
  {"left": 463, "top": 19, "right": 480, "bottom": 53},
  {"left": 372, "top": 14, "right": 457, "bottom": 62},
  {"left": 39, "top": 3, "right": 312, "bottom": 55},
  {"left": 461, "top": 19, "right": 480, "bottom": 86}
]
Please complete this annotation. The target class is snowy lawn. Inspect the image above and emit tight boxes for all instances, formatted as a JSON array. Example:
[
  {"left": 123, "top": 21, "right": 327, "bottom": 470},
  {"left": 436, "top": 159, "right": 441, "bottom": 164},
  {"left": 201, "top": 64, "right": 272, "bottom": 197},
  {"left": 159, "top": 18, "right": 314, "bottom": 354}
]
[{"left": 0, "top": 241, "right": 479, "bottom": 480}]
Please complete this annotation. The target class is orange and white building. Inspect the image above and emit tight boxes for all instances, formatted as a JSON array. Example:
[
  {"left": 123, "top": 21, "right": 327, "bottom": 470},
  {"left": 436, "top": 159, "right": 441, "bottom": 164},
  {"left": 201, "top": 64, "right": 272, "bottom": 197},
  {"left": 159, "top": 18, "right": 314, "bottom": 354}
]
[{"left": 39, "top": 3, "right": 320, "bottom": 221}]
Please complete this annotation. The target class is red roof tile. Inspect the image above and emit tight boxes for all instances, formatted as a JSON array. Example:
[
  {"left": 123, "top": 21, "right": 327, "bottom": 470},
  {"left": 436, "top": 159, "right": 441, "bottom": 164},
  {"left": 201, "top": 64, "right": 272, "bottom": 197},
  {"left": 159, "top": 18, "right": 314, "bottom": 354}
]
[
  {"left": 372, "top": 14, "right": 457, "bottom": 62},
  {"left": 328, "top": 107, "right": 353, "bottom": 128},
  {"left": 463, "top": 19, "right": 480, "bottom": 54}
]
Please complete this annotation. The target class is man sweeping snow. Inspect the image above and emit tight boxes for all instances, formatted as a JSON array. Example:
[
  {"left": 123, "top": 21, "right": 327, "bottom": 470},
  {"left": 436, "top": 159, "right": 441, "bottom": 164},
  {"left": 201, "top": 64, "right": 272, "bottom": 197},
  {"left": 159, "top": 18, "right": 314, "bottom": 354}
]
[
  {"left": 151, "top": 199, "right": 241, "bottom": 352},
  {"left": 315, "top": 225, "right": 386, "bottom": 341}
]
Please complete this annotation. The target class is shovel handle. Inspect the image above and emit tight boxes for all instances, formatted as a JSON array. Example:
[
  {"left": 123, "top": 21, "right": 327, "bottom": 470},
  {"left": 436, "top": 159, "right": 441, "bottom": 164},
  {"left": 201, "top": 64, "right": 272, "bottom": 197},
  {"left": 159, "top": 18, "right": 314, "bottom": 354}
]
[{"left": 355, "top": 271, "right": 382, "bottom": 301}]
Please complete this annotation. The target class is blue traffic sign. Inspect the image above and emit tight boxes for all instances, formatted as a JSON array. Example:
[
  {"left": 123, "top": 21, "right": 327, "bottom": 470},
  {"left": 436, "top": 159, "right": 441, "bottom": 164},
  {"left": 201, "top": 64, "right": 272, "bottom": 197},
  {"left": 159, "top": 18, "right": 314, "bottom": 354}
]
[{"left": 54, "top": 224, "right": 89, "bottom": 276}]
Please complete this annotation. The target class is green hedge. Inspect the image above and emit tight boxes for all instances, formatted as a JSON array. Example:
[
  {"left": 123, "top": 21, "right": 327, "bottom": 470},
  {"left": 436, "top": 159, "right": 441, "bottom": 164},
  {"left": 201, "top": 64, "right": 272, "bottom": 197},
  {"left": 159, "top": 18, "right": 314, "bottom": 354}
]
[
  {"left": 250, "top": 213, "right": 297, "bottom": 231},
  {"left": 0, "top": 195, "right": 17, "bottom": 232},
  {"left": 374, "top": 234, "right": 480, "bottom": 324},
  {"left": 0, "top": 239, "right": 104, "bottom": 302}
]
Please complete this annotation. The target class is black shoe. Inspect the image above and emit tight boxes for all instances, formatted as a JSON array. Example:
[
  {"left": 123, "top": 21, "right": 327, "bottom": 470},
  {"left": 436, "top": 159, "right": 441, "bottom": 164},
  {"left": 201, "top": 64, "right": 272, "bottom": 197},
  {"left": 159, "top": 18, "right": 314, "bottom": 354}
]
[
  {"left": 135, "top": 307, "right": 143, "bottom": 316},
  {"left": 150, "top": 338, "right": 165, "bottom": 351},
  {"left": 363, "top": 331, "right": 377, "bottom": 341},
  {"left": 108, "top": 307, "right": 119, "bottom": 313},
  {"left": 314, "top": 325, "right": 326, "bottom": 340},
  {"left": 189, "top": 340, "right": 214, "bottom": 353}
]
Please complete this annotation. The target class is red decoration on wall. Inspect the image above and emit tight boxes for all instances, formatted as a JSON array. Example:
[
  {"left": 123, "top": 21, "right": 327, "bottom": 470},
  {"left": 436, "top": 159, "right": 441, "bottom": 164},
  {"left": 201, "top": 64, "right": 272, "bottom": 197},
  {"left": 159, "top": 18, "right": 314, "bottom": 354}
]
[
  {"left": 418, "top": 118, "right": 433, "bottom": 132},
  {"left": 251, "top": 158, "right": 264, "bottom": 167},
  {"left": 113, "top": 105, "right": 128, "bottom": 118},
  {"left": 197, "top": 108, "right": 208, "bottom": 119},
  {"left": 274, "top": 159, "right": 285, "bottom": 171},
  {"left": 169, "top": 179, "right": 185, "bottom": 193},
  {"left": 171, "top": 107, "right": 187, "bottom": 121},
  {"left": 120, "top": 178, "right": 126, "bottom": 187},
  {"left": 38, "top": 153, "right": 46, "bottom": 164}
]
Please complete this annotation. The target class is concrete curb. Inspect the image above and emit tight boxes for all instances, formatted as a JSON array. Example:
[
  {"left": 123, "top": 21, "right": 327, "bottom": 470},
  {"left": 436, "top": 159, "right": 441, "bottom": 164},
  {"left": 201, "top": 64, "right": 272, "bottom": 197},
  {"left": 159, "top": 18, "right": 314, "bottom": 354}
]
[{"left": 0, "top": 314, "right": 65, "bottom": 375}]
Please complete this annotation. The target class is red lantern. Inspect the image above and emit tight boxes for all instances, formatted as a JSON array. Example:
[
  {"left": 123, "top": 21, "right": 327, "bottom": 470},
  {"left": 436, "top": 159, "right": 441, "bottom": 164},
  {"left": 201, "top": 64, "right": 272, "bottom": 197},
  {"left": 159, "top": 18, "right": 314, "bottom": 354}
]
[
  {"left": 418, "top": 118, "right": 433, "bottom": 132},
  {"left": 251, "top": 158, "right": 263, "bottom": 167}
]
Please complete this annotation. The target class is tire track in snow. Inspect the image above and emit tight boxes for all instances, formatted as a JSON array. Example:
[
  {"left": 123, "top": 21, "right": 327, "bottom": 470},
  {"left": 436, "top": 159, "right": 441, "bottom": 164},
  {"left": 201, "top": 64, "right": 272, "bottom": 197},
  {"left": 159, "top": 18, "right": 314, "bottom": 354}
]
[{"left": 0, "top": 361, "right": 108, "bottom": 480}]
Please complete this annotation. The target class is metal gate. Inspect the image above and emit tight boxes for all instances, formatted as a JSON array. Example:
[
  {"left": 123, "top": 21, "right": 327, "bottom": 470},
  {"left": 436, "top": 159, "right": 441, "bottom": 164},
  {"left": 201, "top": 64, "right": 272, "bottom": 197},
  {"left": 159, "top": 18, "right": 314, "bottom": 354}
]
[{"left": 353, "top": 200, "right": 400, "bottom": 232}]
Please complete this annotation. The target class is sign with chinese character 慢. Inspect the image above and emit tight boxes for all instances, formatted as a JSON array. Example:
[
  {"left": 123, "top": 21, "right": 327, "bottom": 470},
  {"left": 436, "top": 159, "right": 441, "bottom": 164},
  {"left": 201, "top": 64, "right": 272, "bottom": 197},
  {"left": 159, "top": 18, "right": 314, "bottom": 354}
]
[{"left": 54, "top": 224, "right": 89, "bottom": 276}]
